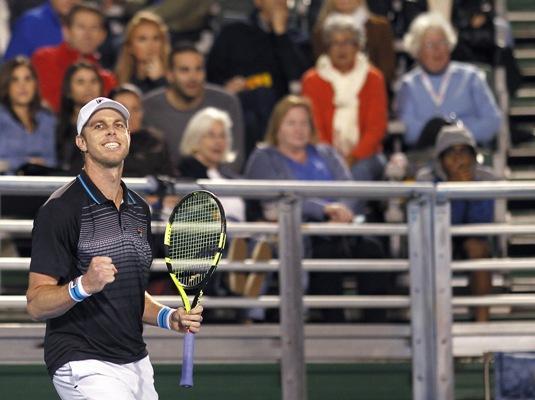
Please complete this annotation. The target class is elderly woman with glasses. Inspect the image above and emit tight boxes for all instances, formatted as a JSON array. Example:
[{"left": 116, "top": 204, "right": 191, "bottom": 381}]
[
  {"left": 396, "top": 12, "right": 502, "bottom": 150},
  {"left": 302, "top": 14, "right": 388, "bottom": 183}
]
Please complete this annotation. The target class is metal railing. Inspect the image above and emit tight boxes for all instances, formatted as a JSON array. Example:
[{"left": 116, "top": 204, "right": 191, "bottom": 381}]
[{"left": 2, "top": 178, "right": 535, "bottom": 400}]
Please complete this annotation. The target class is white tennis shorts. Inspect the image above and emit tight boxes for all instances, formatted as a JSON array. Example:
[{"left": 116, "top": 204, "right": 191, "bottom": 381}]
[{"left": 52, "top": 355, "right": 158, "bottom": 400}]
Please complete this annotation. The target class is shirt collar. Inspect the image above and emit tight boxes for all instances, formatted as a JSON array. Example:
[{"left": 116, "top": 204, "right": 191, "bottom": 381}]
[
  {"left": 77, "top": 170, "right": 136, "bottom": 205},
  {"left": 58, "top": 42, "right": 100, "bottom": 63}
]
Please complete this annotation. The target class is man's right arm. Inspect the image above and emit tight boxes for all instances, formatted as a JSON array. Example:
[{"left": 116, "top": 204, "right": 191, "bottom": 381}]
[
  {"left": 26, "top": 272, "right": 76, "bottom": 321},
  {"left": 27, "top": 256, "right": 117, "bottom": 321}
]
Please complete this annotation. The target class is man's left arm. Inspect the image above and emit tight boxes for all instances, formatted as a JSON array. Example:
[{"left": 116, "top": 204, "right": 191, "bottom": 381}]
[{"left": 143, "top": 292, "right": 203, "bottom": 334}]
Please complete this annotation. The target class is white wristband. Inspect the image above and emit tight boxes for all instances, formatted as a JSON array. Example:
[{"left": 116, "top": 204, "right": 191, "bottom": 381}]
[
  {"left": 68, "top": 276, "right": 91, "bottom": 302},
  {"left": 157, "top": 306, "right": 174, "bottom": 330}
]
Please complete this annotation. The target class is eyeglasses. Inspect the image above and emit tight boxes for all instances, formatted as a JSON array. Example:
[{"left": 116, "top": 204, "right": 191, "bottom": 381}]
[
  {"left": 421, "top": 40, "right": 450, "bottom": 51},
  {"left": 329, "top": 39, "right": 358, "bottom": 48}
]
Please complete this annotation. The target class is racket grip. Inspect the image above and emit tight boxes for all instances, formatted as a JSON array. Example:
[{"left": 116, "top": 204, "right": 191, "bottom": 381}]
[{"left": 180, "top": 332, "right": 195, "bottom": 388}]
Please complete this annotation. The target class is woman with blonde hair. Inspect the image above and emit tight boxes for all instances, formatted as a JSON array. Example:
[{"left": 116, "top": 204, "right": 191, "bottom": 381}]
[
  {"left": 312, "top": 0, "right": 395, "bottom": 85},
  {"left": 115, "top": 10, "right": 171, "bottom": 93},
  {"left": 246, "top": 95, "right": 357, "bottom": 222},
  {"left": 245, "top": 95, "right": 387, "bottom": 322}
]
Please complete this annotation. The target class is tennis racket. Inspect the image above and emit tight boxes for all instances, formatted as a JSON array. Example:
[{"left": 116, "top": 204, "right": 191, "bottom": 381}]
[{"left": 163, "top": 190, "right": 226, "bottom": 388}]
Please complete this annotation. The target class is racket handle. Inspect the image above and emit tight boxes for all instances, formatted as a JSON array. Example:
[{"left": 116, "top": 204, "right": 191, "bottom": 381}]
[{"left": 180, "top": 332, "right": 195, "bottom": 388}]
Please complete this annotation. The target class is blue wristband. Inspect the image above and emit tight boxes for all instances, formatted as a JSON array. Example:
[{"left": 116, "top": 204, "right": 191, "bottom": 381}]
[
  {"left": 68, "top": 276, "right": 91, "bottom": 303},
  {"left": 157, "top": 306, "right": 174, "bottom": 330}
]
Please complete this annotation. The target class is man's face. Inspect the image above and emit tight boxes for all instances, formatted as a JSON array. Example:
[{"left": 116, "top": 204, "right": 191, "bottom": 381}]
[
  {"left": 167, "top": 51, "right": 205, "bottom": 102},
  {"left": 65, "top": 10, "right": 106, "bottom": 56},
  {"left": 76, "top": 108, "right": 130, "bottom": 169},
  {"left": 440, "top": 144, "right": 475, "bottom": 181}
]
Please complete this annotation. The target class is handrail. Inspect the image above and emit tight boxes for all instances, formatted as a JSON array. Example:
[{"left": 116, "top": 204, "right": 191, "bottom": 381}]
[
  {"left": 0, "top": 176, "right": 434, "bottom": 198},
  {"left": 5, "top": 256, "right": 535, "bottom": 273},
  {"left": 0, "top": 295, "right": 410, "bottom": 309},
  {"left": 3, "top": 294, "right": 535, "bottom": 310},
  {"left": 0, "top": 257, "right": 410, "bottom": 272},
  {"left": 6, "top": 219, "right": 535, "bottom": 236},
  {"left": 0, "top": 219, "right": 408, "bottom": 236},
  {"left": 436, "top": 181, "right": 535, "bottom": 199}
]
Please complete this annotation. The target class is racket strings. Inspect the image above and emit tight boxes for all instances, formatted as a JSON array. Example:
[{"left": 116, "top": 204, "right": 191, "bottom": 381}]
[{"left": 168, "top": 193, "right": 222, "bottom": 288}]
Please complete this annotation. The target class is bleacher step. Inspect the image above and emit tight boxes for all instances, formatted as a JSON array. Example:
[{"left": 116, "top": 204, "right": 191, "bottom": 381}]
[
  {"left": 506, "top": 210, "right": 535, "bottom": 223},
  {"left": 507, "top": 11, "right": 535, "bottom": 22},
  {"left": 509, "top": 97, "right": 535, "bottom": 116},
  {"left": 508, "top": 142, "right": 535, "bottom": 158},
  {"left": 517, "top": 85, "right": 535, "bottom": 98},
  {"left": 507, "top": 170, "right": 535, "bottom": 180}
]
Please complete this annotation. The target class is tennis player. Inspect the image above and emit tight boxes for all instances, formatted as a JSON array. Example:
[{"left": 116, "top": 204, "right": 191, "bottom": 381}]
[{"left": 26, "top": 97, "right": 203, "bottom": 399}]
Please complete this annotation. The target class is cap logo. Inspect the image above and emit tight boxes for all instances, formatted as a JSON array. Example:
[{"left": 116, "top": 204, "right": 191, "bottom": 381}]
[{"left": 96, "top": 98, "right": 103, "bottom": 104}]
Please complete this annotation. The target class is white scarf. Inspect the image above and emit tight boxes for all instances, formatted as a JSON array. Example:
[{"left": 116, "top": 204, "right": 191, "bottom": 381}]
[{"left": 316, "top": 52, "right": 369, "bottom": 156}]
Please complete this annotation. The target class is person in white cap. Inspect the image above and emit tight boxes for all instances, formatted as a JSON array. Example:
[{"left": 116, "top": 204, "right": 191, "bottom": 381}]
[{"left": 26, "top": 97, "right": 203, "bottom": 399}]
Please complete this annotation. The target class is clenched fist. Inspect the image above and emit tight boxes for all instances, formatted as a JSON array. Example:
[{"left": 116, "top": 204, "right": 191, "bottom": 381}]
[{"left": 80, "top": 256, "right": 118, "bottom": 294}]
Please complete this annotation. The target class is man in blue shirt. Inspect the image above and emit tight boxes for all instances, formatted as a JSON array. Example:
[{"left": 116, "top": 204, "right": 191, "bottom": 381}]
[
  {"left": 4, "top": 0, "right": 78, "bottom": 60},
  {"left": 416, "top": 124, "right": 497, "bottom": 322}
]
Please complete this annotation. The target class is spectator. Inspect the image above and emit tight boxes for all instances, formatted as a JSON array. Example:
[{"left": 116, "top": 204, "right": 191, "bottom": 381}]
[
  {"left": 4, "top": 0, "right": 79, "bottom": 60},
  {"left": 31, "top": 3, "right": 117, "bottom": 112},
  {"left": 109, "top": 83, "right": 174, "bottom": 177},
  {"left": 123, "top": 0, "right": 218, "bottom": 53},
  {"left": 177, "top": 107, "right": 242, "bottom": 220},
  {"left": 0, "top": 56, "right": 56, "bottom": 175},
  {"left": 56, "top": 62, "right": 103, "bottom": 174},
  {"left": 148, "top": 0, "right": 218, "bottom": 53},
  {"left": 396, "top": 12, "right": 502, "bottom": 151},
  {"left": 450, "top": 0, "right": 522, "bottom": 96},
  {"left": 177, "top": 107, "right": 249, "bottom": 311},
  {"left": 311, "top": 0, "right": 396, "bottom": 85},
  {"left": 302, "top": 14, "right": 388, "bottom": 183},
  {"left": 206, "top": 0, "right": 310, "bottom": 159},
  {"left": 0, "top": 56, "right": 58, "bottom": 258},
  {"left": 143, "top": 43, "right": 244, "bottom": 171},
  {"left": 115, "top": 11, "right": 171, "bottom": 94},
  {"left": 416, "top": 124, "right": 497, "bottom": 322},
  {"left": 245, "top": 95, "right": 388, "bottom": 322}
]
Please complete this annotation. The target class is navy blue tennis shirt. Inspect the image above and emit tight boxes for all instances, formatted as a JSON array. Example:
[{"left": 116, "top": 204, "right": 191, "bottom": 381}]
[{"left": 30, "top": 170, "right": 153, "bottom": 376}]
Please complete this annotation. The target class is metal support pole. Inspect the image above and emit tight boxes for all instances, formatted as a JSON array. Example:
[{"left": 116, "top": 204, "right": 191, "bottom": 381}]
[
  {"left": 407, "top": 197, "right": 435, "bottom": 400},
  {"left": 278, "top": 195, "right": 307, "bottom": 400},
  {"left": 433, "top": 198, "right": 454, "bottom": 400}
]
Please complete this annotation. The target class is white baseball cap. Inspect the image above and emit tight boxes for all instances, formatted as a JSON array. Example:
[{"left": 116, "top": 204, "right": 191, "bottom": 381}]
[{"left": 76, "top": 97, "right": 130, "bottom": 135}]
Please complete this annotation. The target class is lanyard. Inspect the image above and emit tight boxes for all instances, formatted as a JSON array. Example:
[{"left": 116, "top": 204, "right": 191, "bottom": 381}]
[{"left": 420, "top": 66, "right": 452, "bottom": 107}]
